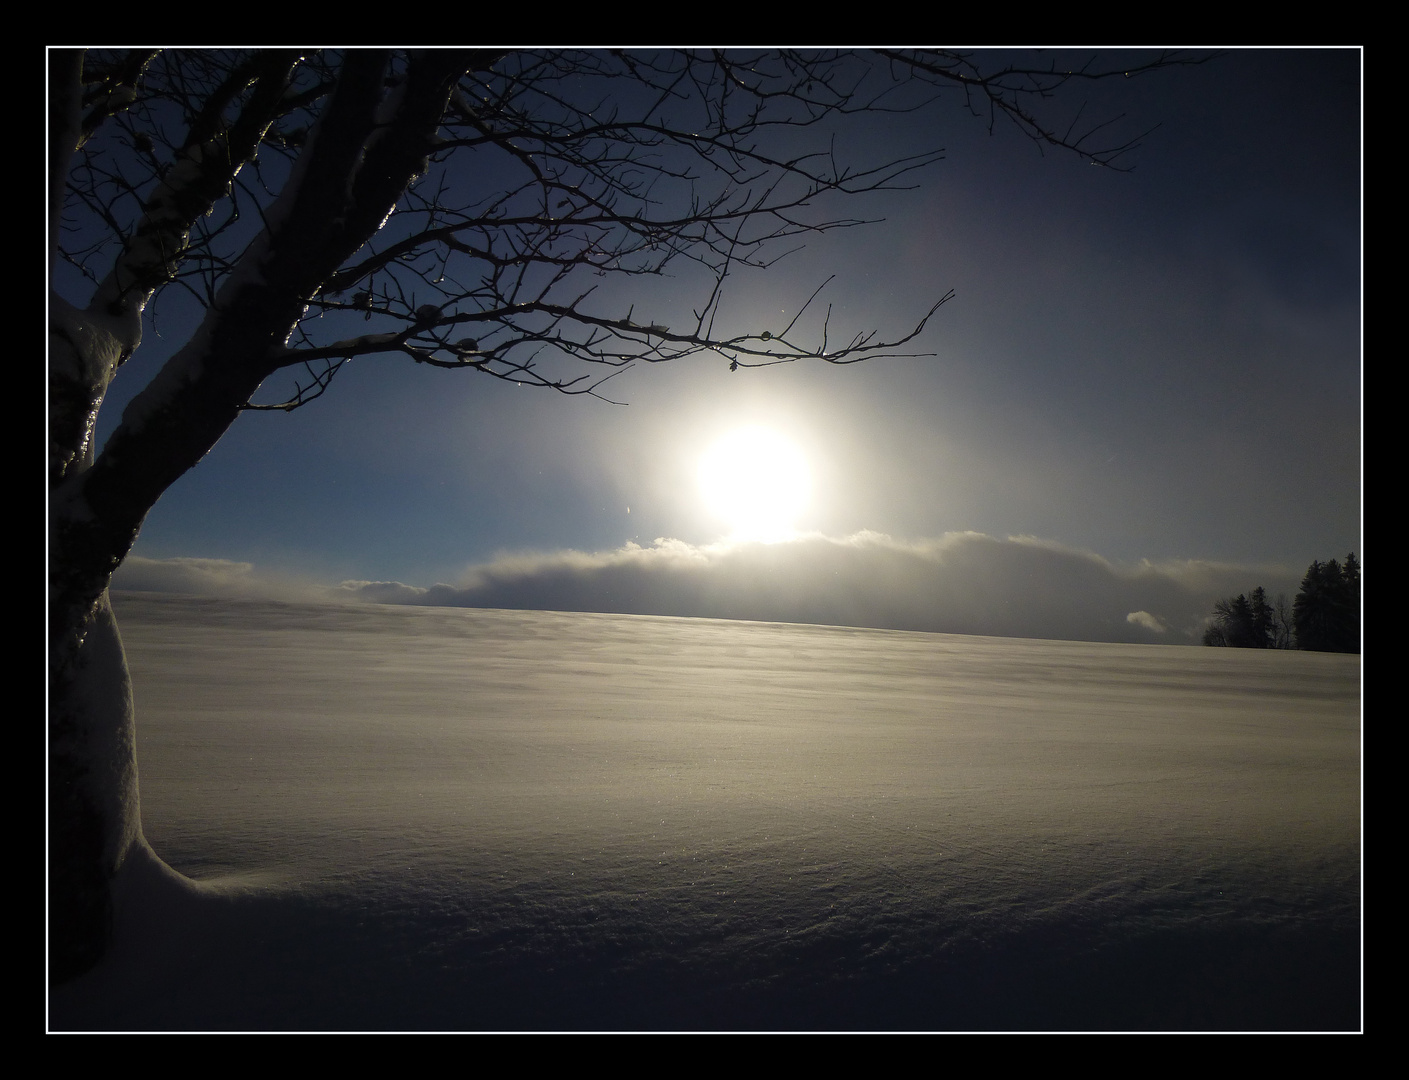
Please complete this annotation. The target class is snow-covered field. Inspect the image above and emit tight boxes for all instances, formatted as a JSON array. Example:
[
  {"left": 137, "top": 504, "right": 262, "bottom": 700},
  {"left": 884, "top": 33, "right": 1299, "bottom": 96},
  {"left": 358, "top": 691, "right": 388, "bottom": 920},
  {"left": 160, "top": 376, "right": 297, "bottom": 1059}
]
[{"left": 51, "top": 595, "right": 1362, "bottom": 1031}]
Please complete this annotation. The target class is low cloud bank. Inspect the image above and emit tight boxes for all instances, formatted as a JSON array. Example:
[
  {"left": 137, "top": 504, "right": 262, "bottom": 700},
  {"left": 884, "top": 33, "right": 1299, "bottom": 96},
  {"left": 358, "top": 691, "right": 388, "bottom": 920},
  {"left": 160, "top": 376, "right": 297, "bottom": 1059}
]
[
  {"left": 113, "top": 555, "right": 329, "bottom": 605},
  {"left": 335, "top": 532, "right": 1301, "bottom": 645},
  {"left": 114, "top": 556, "right": 261, "bottom": 597},
  {"left": 117, "top": 533, "right": 1304, "bottom": 645}
]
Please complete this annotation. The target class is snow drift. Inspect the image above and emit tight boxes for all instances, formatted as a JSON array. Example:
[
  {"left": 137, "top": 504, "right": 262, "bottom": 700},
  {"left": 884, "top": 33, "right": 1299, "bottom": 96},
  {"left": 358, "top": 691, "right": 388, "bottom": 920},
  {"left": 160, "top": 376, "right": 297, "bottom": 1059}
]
[{"left": 50, "top": 595, "right": 1361, "bottom": 1031}]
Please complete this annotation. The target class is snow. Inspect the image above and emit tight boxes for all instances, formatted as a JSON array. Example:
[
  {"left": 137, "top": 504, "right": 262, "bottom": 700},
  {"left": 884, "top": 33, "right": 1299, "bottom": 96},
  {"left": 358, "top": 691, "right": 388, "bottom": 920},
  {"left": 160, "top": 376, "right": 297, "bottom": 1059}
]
[
  {"left": 47, "top": 294, "right": 135, "bottom": 384},
  {"left": 50, "top": 595, "right": 1361, "bottom": 1031}
]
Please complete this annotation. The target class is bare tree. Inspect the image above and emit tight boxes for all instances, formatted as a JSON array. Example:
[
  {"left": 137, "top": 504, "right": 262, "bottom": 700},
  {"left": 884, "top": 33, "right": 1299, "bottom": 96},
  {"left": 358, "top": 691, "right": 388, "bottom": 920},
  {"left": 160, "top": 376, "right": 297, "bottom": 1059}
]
[
  {"left": 1273, "top": 592, "right": 1297, "bottom": 650},
  {"left": 49, "top": 47, "right": 1203, "bottom": 983}
]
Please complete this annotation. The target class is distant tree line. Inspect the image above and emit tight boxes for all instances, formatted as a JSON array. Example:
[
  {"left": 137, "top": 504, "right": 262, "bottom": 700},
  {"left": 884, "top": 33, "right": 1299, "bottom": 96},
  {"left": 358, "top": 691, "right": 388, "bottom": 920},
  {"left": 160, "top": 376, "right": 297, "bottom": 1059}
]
[{"left": 1203, "top": 553, "right": 1359, "bottom": 653}]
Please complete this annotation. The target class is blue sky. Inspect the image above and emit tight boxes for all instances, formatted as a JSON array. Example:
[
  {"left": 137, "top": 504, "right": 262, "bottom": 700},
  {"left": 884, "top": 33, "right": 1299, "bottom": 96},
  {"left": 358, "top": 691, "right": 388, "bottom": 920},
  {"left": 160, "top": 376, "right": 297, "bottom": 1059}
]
[{"left": 71, "top": 48, "right": 1361, "bottom": 643}]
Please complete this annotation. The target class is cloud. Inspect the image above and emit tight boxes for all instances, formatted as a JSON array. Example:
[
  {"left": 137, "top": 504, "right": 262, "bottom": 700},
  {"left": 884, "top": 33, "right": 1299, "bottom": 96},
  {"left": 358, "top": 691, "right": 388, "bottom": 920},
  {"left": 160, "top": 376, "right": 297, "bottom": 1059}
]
[
  {"left": 412, "top": 532, "right": 1303, "bottom": 645},
  {"left": 112, "top": 555, "right": 328, "bottom": 604},
  {"left": 1126, "top": 610, "right": 1168, "bottom": 634},
  {"left": 113, "top": 556, "right": 261, "bottom": 596},
  {"left": 113, "top": 534, "right": 1306, "bottom": 646},
  {"left": 333, "top": 580, "right": 434, "bottom": 605}
]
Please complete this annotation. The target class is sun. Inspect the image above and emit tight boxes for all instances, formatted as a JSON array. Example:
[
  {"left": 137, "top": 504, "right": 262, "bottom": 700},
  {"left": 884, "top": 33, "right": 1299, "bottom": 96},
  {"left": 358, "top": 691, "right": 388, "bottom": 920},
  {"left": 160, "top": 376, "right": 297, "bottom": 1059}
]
[{"left": 698, "top": 426, "right": 811, "bottom": 542}]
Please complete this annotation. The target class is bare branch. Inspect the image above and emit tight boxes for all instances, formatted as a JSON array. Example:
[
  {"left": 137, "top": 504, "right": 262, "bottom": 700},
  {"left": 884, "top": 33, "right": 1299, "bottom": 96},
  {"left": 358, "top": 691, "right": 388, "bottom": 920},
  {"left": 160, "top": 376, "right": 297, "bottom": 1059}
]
[
  {"left": 53, "top": 47, "right": 1190, "bottom": 587},
  {"left": 876, "top": 49, "right": 1218, "bottom": 170},
  {"left": 76, "top": 49, "right": 161, "bottom": 147}
]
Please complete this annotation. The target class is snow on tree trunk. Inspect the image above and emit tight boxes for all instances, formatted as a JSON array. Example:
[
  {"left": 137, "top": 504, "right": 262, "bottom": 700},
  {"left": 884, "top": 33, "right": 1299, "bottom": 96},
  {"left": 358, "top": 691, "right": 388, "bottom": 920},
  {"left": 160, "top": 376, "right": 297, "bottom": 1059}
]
[{"left": 48, "top": 592, "right": 143, "bottom": 982}]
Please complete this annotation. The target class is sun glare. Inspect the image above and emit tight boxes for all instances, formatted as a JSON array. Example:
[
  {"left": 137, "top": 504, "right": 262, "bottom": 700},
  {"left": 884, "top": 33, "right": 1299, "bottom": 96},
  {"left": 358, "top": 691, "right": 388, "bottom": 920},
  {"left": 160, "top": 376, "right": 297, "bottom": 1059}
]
[{"left": 698, "top": 426, "right": 811, "bottom": 542}]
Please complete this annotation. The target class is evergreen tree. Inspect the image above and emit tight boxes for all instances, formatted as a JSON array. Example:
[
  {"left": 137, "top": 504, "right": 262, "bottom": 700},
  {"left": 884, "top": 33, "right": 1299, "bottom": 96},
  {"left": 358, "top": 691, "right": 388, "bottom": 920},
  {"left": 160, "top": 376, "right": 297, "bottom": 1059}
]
[
  {"left": 1342, "top": 553, "right": 1361, "bottom": 653},
  {"left": 1204, "top": 582, "right": 1307, "bottom": 650},
  {"left": 1293, "top": 561, "right": 1332, "bottom": 651},
  {"left": 1248, "top": 586, "right": 1275, "bottom": 649},
  {"left": 1292, "top": 554, "right": 1360, "bottom": 653},
  {"left": 1205, "top": 592, "right": 1260, "bottom": 647}
]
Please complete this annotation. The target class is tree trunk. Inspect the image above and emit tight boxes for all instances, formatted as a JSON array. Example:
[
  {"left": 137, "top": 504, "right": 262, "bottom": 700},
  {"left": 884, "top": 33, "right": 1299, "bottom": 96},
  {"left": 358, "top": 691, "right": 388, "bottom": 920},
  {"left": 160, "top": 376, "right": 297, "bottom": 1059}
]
[
  {"left": 47, "top": 49, "right": 476, "bottom": 984},
  {"left": 49, "top": 591, "right": 147, "bottom": 983}
]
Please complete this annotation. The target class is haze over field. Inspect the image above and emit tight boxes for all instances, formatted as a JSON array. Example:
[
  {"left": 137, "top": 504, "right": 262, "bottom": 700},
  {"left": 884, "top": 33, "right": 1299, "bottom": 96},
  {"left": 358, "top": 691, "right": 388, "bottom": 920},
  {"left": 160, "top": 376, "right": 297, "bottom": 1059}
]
[{"left": 50, "top": 596, "right": 1361, "bottom": 1031}]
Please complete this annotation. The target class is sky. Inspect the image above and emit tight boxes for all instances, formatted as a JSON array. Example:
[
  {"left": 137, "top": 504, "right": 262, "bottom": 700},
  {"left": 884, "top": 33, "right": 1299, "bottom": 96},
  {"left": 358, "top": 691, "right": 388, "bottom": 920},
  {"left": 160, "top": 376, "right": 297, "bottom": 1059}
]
[{"left": 69, "top": 48, "right": 1362, "bottom": 645}]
